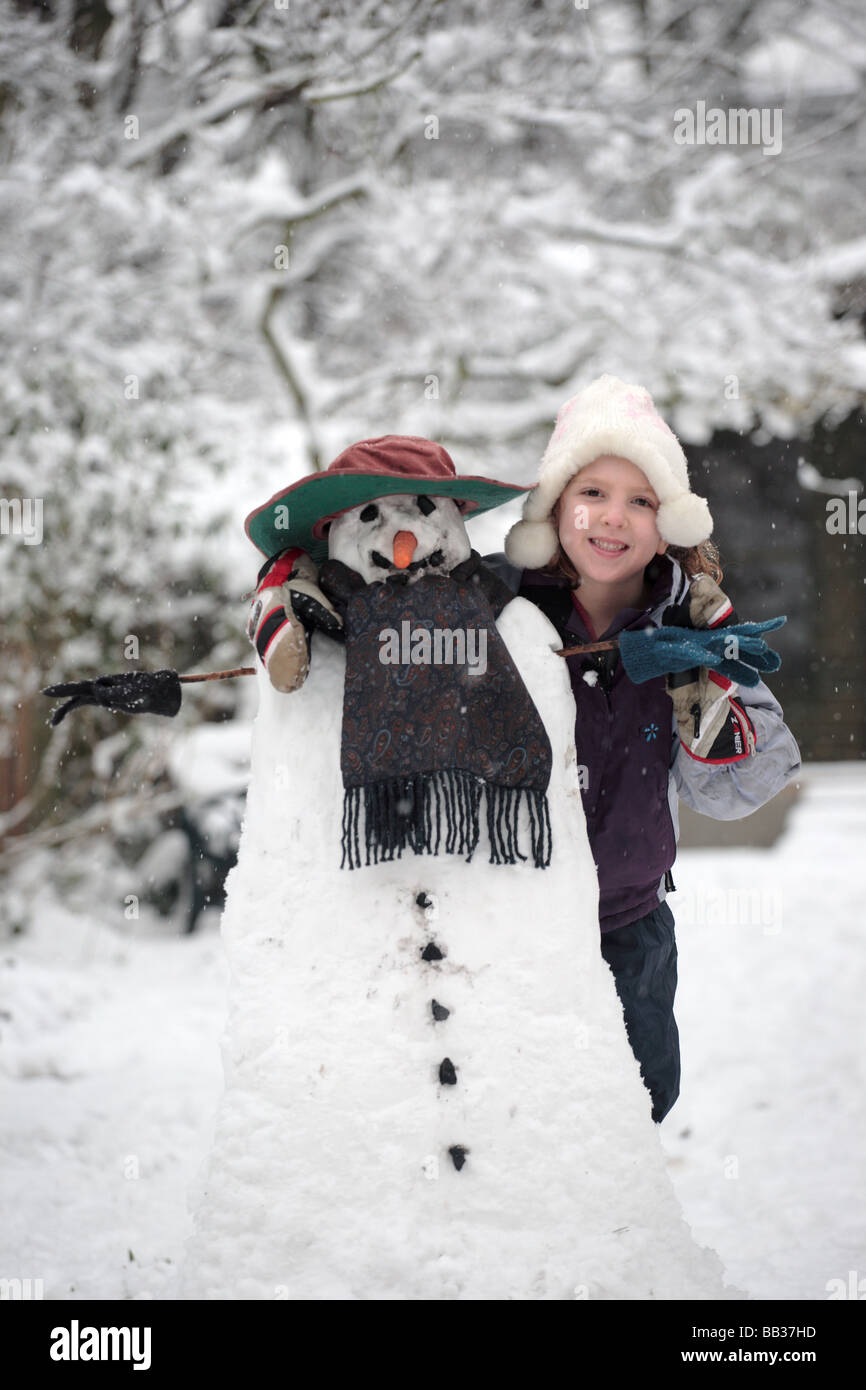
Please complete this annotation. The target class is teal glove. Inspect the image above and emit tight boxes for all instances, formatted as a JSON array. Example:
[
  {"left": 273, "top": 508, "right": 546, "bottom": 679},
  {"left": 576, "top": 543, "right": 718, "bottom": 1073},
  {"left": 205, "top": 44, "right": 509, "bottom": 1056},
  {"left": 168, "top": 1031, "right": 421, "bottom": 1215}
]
[{"left": 618, "top": 617, "right": 786, "bottom": 688}]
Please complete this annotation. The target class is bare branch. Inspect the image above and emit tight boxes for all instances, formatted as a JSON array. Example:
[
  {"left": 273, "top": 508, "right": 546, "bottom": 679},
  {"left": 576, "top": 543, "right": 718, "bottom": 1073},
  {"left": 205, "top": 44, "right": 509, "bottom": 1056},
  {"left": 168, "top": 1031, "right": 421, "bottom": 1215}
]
[
  {"left": 0, "top": 789, "right": 188, "bottom": 868},
  {"left": 303, "top": 49, "right": 422, "bottom": 104},
  {"left": 259, "top": 280, "right": 323, "bottom": 473},
  {"left": 733, "top": 92, "right": 866, "bottom": 174},
  {"left": 112, "top": 0, "right": 148, "bottom": 114},
  {"left": 145, "top": 0, "right": 197, "bottom": 30},
  {"left": 332, "top": 0, "right": 434, "bottom": 71}
]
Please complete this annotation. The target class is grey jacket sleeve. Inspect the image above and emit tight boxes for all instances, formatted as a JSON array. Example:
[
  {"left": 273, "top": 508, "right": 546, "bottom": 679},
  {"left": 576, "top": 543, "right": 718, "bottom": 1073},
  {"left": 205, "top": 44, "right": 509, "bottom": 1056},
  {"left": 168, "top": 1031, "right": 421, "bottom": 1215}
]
[{"left": 670, "top": 679, "right": 801, "bottom": 821}]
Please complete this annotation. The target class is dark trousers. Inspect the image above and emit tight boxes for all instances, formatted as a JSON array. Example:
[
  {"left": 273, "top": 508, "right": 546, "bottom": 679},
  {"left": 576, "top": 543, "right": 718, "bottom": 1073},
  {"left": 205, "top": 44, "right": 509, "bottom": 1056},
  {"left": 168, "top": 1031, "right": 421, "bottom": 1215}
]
[{"left": 600, "top": 902, "right": 681, "bottom": 1123}]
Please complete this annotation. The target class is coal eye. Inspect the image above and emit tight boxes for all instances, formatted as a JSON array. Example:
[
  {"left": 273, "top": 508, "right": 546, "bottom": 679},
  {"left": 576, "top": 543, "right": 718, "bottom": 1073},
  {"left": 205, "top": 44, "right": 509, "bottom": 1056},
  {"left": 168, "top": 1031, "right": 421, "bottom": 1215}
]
[
  {"left": 359, "top": 504, "right": 379, "bottom": 523},
  {"left": 417, "top": 495, "right": 436, "bottom": 516}
]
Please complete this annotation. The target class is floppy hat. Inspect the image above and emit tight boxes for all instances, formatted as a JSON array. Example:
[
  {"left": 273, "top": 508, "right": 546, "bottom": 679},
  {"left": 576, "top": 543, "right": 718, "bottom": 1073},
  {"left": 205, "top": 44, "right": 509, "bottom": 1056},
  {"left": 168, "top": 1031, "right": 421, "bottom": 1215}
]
[{"left": 246, "top": 435, "right": 530, "bottom": 564}]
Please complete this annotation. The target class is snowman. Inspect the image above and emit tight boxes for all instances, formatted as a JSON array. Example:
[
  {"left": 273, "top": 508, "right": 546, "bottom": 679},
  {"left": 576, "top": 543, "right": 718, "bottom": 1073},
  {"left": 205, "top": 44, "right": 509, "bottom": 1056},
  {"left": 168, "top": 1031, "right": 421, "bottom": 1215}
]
[
  {"left": 167, "top": 435, "right": 736, "bottom": 1302},
  {"left": 42, "top": 435, "right": 738, "bottom": 1300}
]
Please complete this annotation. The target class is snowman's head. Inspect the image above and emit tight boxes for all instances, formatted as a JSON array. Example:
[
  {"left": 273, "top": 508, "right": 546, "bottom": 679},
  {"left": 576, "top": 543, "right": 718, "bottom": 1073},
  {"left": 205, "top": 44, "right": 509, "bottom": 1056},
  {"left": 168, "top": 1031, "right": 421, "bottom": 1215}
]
[{"left": 327, "top": 492, "right": 472, "bottom": 584}]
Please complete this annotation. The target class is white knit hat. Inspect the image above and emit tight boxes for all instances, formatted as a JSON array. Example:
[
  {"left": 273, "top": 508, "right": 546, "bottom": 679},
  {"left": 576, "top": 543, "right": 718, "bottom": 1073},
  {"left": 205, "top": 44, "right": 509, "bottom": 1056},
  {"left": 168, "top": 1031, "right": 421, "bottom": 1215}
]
[{"left": 505, "top": 374, "right": 713, "bottom": 569}]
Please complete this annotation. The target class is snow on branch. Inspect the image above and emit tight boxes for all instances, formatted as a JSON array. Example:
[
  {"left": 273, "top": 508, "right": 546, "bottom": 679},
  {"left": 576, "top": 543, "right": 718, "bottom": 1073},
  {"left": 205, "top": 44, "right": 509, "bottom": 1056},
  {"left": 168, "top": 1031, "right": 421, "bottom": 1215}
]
[
  {"left": 122, "top": 61, "right": 313, "bottom": 167},
  {"left": 806, "top": 236, "right": 866, "bottom": 284},
  {"left": 317, "top": 325, "right": 596, "bottom": 417},
  {"left": 233, "top": 173, "right": 372, "bottom": 240},
  {"left": 527, "top": 215, "right": 683, "bottom": 255}
]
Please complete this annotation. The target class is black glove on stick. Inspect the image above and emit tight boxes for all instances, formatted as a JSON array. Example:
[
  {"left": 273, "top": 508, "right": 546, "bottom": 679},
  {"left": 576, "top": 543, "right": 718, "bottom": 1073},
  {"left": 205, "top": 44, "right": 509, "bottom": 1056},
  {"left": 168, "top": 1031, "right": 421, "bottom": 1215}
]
[{"left": 42, "top": 670, "right": 183, "bottom": 726}]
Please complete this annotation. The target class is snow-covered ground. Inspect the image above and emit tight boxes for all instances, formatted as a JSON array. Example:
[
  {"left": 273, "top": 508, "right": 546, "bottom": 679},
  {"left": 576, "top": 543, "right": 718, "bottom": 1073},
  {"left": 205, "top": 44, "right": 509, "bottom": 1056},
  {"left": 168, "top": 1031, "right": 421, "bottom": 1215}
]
[
  {"left": 659, "top": 760, "right": 866, "bottom": 1302},
  {"left": 0, "top": 761, "right": 862, "bottom": 1301}
]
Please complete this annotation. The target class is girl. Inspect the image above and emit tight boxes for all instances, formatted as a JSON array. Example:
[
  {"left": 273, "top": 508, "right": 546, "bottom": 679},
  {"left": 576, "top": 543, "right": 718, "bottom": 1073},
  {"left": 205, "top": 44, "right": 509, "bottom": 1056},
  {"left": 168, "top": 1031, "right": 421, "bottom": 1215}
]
[{"left": 496, "top": 374, "right": 801, "bottom": 1123}]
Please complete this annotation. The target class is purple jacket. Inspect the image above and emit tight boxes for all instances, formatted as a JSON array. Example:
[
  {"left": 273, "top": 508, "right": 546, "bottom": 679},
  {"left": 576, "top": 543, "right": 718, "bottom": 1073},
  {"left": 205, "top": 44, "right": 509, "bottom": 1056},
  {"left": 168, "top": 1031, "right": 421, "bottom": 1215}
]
[{"left": 485, "top": 552, "right": 801, "bottom": 933}]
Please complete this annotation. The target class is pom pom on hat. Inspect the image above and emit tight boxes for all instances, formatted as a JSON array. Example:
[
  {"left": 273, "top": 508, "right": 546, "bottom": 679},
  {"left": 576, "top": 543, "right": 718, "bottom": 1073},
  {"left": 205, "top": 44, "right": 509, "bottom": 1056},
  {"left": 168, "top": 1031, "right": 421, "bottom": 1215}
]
[
  {"left": 506, "top": 375, "right": 713, "bottom": 567},
  {"left": 656, "top": 492, "right": 713, "bottom": 549},
  {"left": 504, "top": 518, "right": 559, "bottom": 570}
]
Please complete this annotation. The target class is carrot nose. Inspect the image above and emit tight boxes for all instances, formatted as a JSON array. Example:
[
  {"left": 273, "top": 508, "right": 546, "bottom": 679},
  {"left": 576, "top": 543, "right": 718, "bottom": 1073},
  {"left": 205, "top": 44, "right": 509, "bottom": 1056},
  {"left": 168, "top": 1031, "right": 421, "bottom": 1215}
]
[{"left": 392, "top": 530, "right": 417, "bottom": 569}]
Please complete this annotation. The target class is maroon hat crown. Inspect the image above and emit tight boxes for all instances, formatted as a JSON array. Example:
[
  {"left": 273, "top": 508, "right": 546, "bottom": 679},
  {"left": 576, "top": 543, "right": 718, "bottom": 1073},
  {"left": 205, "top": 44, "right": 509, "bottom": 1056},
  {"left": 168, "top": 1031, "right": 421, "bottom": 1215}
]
[{"left": 325, "top": 436, "right": 458, "bottom": 483}]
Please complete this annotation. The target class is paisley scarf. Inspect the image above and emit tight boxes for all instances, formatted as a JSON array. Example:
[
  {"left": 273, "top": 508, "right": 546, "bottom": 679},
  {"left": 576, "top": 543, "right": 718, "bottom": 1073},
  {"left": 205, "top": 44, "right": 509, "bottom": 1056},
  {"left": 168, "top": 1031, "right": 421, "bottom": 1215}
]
[{"left": 320, "top": 560, "right": 552, "bottom": 870}]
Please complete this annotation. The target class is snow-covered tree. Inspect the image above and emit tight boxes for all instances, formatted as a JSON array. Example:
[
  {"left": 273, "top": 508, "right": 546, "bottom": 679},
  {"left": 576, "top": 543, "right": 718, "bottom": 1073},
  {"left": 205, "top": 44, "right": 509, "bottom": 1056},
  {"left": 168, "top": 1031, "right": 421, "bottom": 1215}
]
[{"left": 2, "top": 0, "right": 864, "bottom": 863}]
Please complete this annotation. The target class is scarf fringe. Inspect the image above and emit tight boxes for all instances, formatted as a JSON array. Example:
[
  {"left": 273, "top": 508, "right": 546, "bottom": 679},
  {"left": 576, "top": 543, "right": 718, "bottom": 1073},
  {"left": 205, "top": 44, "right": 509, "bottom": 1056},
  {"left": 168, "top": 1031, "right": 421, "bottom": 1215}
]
[{"left": 341, "top": 771, "right": 551, "bottom": 870}]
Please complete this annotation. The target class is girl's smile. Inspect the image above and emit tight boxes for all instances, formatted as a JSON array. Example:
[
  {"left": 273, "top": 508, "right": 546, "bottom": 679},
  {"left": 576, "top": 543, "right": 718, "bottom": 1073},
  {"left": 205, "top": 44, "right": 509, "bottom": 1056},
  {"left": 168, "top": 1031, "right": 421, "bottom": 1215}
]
[{"left": 588, "top": 537, "right": 630, "bottom": 556}]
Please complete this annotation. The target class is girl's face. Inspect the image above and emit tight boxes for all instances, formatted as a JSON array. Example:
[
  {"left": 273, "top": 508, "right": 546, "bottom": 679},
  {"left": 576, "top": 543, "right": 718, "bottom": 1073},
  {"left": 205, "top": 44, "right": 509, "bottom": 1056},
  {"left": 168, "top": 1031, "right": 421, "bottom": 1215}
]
[{"left": 556, "top": 455, "right": 667, "bottom": 585}]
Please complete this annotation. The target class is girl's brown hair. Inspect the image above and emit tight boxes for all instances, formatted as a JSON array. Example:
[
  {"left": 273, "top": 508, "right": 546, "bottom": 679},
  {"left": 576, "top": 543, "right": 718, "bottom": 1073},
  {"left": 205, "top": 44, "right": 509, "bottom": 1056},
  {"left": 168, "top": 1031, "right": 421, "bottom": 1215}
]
[{"left": 545, "top": 495, "right": 723, "bottom": 588}]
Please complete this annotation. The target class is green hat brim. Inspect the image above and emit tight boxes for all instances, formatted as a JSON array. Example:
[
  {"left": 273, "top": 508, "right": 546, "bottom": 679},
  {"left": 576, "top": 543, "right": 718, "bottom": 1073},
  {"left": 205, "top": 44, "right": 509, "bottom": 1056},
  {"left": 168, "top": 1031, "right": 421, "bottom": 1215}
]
[{"left": 245, "top": 472, "right": 531, "bottom": 565}]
